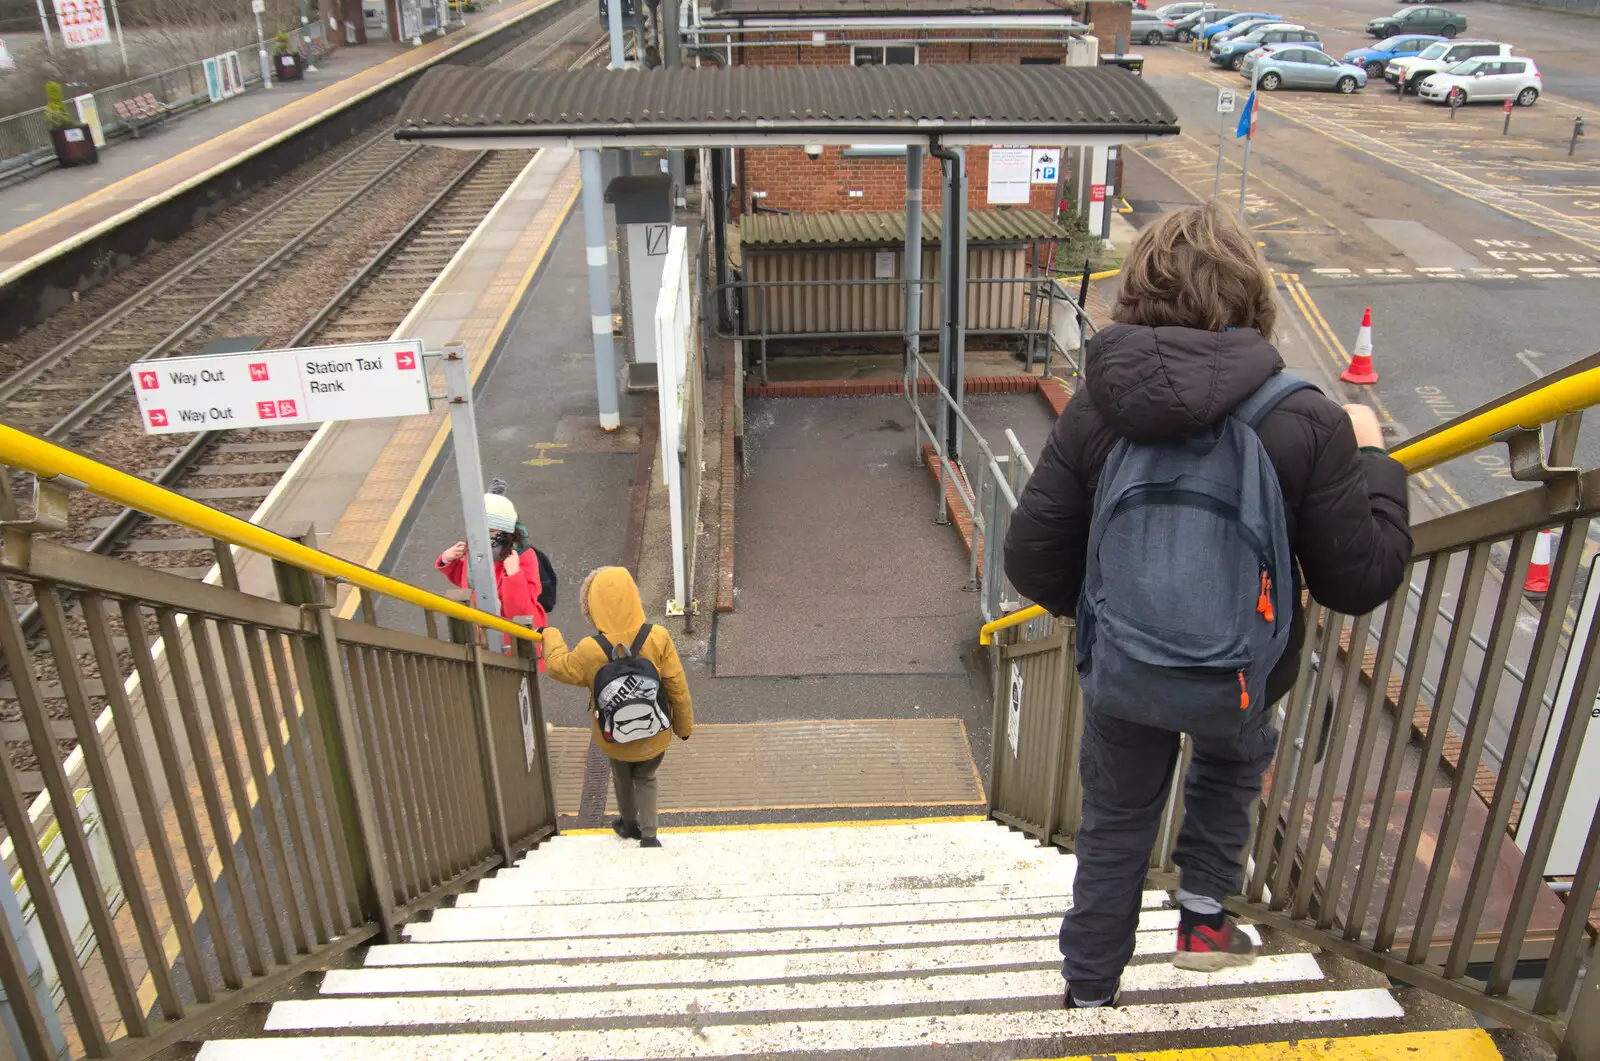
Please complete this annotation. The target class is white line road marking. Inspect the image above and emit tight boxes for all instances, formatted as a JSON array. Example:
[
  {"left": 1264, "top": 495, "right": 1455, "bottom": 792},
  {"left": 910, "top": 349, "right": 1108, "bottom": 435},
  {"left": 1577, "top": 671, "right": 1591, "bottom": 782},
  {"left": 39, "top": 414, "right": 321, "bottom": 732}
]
[
  {"left": 274, "top": 956, "right": 1327, "bottom": 1030},
  {"left": 1517, "top": 350, "right": 1547, "bottom": 378},
  {"left": 404, "top": 897, "right": 1158, "bottom": 943},
  {"left": 367, "top": 920, "right": 1264, "bottom": 966},
  {"left": 332, "top": 930, "right": 1272, "bottom": 995},
  {"left": 201, "top": 989, "right": 1403, "bottom": 1059}
]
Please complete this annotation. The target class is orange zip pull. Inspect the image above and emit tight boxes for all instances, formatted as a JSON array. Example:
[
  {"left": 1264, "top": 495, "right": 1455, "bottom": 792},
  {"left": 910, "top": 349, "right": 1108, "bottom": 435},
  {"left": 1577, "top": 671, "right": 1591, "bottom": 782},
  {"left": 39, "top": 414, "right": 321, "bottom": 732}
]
[
  {"left": 1257, "top": 570, "right": 1275, "bottom": 624},
  {"left": 1238, "top": 670, "right": 1250, "bottom": 711}
]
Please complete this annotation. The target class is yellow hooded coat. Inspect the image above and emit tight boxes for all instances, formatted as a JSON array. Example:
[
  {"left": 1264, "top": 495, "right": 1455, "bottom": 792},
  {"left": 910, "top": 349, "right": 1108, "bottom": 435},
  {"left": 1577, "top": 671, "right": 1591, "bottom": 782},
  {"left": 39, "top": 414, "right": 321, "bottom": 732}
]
[{"left": 542, "top": 567, "right": 694, "bottom": 762}]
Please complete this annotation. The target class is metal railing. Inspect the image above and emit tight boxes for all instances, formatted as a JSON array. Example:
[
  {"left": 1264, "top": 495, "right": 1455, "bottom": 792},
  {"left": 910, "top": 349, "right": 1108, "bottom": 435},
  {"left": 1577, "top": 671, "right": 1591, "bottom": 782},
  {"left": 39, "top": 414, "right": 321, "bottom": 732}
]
[
  {"left": 717, "top": 272, "right": 1092, "bottom": 386},
  {"left": 984, "top": 351, "right": 1600, "bottom": 1059},
  {"left": 0, "top": 423, "right": 553, "bottom": 1061},
  {"left": 0, "top": 22, "right": 330, "bottom": 183}
]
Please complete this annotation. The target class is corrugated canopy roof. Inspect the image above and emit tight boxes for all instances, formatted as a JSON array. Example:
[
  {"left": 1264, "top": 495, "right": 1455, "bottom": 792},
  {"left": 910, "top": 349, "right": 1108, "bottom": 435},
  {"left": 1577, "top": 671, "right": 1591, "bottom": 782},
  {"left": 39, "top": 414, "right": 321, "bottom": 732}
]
[
  {"left": 741, "top": 209, "right": 1071, "bottom": 246},
  {"left": 394, "top": 64, "right": 1179, "bottom": 147},
  {"left": 711, "top": 0, "right": 1081, "bottom": 16}
]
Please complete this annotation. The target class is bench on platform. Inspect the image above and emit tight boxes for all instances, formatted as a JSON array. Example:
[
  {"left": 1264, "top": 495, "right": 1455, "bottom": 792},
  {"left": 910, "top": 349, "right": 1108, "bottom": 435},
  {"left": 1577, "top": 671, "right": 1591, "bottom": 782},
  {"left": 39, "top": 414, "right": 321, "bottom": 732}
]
[{"left": 113, "top": 92, "right": 170, "bottom": 137}]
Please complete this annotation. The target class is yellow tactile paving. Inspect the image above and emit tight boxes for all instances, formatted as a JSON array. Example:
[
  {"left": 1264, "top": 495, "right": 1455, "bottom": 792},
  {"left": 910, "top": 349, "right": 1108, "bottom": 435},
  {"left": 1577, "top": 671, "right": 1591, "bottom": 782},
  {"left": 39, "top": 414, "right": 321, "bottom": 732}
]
[{"left": 1028, "top": 1029, "right": 1503, "bottom": 1061}]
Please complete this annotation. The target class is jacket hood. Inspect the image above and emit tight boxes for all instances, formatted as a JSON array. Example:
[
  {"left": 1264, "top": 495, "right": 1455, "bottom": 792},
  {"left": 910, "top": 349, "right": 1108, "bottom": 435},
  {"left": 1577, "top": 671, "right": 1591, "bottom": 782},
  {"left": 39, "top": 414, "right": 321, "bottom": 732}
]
[
  {"left": 582, "top": 566, "right": 647, "bottom": 643},
  {"left": 1084, "top": 323, "right": 1285, "bottom": 444}
]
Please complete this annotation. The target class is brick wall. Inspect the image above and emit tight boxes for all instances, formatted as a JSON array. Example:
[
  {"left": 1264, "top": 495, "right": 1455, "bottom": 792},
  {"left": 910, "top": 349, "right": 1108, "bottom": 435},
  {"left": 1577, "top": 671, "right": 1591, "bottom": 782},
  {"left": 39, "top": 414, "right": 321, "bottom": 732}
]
[
  {"left": 721, "top": 30, "right": 1070, "bottom": 219},
  {"left": 1085, "top": 0, "right": 1134, "bottom": 54}
]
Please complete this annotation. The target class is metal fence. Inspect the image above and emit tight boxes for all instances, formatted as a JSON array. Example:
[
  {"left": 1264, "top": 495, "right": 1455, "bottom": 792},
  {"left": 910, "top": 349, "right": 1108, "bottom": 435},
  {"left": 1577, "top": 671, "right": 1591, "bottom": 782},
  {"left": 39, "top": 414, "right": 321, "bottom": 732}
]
[
  {"left": 718, "top": 272, "right": 1089, "bottom": 386},
  {"left": 984, "top": 353, "right": 1600, "bottom": 1059},
  {"left": 0, "top": 427, "right": 554, "bottom": 1061},
  {"left": 0, "top": 21, "right": 329, "bottom": 183}
]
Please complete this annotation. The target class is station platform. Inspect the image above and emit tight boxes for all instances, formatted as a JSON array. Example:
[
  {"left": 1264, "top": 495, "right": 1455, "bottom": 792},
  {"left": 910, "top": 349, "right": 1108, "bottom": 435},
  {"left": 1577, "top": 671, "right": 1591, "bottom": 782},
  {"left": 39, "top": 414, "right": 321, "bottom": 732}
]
[{"left": 0, "top": 0, "right": 566, "bottom": 287}]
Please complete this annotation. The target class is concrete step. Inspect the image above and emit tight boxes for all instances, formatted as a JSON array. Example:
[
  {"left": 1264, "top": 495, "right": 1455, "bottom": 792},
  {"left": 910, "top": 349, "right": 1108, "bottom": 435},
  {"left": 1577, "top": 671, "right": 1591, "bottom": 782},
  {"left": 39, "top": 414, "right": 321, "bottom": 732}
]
[{"left": 194, "top": 820, "right": 1420, "bottom": 1061}]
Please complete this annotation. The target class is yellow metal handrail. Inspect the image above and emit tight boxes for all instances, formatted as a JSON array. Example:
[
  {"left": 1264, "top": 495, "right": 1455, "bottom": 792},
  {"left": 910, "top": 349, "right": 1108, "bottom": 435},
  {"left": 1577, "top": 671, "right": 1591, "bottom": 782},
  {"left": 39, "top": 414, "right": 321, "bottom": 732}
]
[
  {"left": 1388, "top": 362, "right": 1600, "bottom": 473},
  {"left": 981, "top": 360, "right": 1600, "bottom": 645},
  {"left": 0, "top": 424, "right": 541, "bottom": 643}
]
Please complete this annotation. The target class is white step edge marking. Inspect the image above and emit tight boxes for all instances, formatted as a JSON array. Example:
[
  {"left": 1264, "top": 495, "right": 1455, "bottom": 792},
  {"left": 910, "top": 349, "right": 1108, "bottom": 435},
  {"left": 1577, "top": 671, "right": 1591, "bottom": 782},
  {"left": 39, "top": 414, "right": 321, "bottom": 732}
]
[
  {"left": 365, "top": 920, "right": 1260, "bottom": 967},
  {"left": 404, "top": 897, "right": 1127, "bottom": 943},
  {"left": 456, "top": 883, "right": 1170, "bottom": 914},
  {"left": 480, "top": 862, "right": 1069, "bottom": 895},
  {"left": 332, "top": 931, "right": 1279, "bottom": 994},
  {"left": 203, "top": 988, "right": 1401, "bottom": 1059},
  {"left": 274, "top": 955, "right": 1325, "bottom": 1030},
  {"left": 462, "top": 873, "right": 1103, "bottom": 907}
]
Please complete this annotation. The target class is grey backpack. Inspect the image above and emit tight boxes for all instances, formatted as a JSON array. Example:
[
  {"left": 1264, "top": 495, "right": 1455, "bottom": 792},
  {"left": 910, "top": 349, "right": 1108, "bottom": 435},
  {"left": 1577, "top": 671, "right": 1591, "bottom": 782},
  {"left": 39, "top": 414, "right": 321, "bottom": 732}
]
[{"left": 1076, "top": 372, "right": 1312, "bottom": 738}]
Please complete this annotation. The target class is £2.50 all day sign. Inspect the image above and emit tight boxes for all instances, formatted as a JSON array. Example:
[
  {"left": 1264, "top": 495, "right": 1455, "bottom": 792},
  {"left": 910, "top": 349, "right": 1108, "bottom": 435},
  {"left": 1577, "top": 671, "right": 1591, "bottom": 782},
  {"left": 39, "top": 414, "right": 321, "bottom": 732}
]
[
  {"left": 131, "top": 340, "right": 431, "bottom": 435},
  {"left": 53, "top": 0, "right": 110, "bottom": 49}
]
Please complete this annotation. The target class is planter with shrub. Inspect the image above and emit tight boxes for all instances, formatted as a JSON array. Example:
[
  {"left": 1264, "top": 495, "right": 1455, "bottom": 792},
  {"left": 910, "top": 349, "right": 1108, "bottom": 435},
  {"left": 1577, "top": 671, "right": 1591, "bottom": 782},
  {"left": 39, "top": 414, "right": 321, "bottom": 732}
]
[
  {"left": 273, "top": 32, "right": 304, "bottom": 81},
  {"left": 44, "top": 82, "right": 97, "bottom": 168}
]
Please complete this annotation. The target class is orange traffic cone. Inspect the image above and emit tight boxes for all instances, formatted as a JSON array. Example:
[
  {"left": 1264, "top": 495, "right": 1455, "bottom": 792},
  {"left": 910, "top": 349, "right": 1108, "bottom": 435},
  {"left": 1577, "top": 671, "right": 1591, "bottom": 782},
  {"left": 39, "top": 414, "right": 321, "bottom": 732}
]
[
  {"left": 1524, "top": 529, "right": 1554, "bottom": 601},
  {"left": 1341, "top": 307, "right": 1379, "bottom": 384}
]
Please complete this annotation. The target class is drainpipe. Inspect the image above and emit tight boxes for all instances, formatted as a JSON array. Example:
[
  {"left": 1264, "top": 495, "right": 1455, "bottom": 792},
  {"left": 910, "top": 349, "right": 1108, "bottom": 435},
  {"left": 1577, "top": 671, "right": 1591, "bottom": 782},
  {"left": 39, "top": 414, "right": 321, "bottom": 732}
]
[
  {"left": 929, "top": 139, "right": 966, "bottom": 461},
  {"left": 903, "top": 145, "right": 924, "bottom": 382}
]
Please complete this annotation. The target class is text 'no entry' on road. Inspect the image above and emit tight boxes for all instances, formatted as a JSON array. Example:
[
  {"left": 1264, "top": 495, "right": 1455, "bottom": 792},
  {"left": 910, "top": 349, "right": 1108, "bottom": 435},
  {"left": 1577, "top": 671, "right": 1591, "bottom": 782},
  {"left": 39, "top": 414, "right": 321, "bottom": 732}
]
[{"left": 130, "top": 339, "right": 431, "bottom": 435}]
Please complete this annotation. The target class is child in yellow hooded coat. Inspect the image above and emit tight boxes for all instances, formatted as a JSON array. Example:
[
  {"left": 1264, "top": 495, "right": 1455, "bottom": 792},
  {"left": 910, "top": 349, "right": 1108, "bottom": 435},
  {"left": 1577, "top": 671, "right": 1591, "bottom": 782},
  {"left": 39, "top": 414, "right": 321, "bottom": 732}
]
[{"left": 541, "top": 567, "right": 694, "bottom": 847}]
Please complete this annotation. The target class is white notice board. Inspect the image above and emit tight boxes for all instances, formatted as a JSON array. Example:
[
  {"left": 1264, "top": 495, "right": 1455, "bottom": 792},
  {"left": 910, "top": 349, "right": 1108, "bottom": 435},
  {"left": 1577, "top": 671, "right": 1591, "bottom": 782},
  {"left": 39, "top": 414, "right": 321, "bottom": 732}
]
[
  {"left": 987, "top": 146, "right": 1032, "bottom": 205},
  {"left": 131, "top": 339, "right": 430, "bottom": 434}
]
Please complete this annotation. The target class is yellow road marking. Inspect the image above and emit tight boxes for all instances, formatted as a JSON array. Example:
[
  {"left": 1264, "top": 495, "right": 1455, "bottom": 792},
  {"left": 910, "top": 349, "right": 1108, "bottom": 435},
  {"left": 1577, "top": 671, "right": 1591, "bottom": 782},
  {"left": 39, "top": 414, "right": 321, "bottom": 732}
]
[{"left": 1024, "top": 1028, "right": 1503, "bottom": 1061}]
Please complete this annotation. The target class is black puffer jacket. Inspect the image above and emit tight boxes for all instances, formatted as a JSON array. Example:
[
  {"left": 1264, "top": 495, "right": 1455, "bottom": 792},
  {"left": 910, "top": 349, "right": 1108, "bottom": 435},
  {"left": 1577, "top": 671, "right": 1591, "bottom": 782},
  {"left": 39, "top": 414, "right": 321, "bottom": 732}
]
[{"left": 1004, "top": 323, "right": 1413, "bottom": 705}]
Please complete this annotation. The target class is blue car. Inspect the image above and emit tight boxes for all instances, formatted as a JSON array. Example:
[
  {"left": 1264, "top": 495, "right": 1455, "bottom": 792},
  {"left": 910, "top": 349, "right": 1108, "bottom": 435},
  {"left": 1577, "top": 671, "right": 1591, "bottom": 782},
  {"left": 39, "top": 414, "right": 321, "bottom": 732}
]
[
  {"left": 1198, "top": 11, "right": 1279, "bottom": 41},
  {"left": 1211, "top": 23, "right": 1321, "bottom": 70},
  {"left": 1339, "top": 33, "right": 1443, "bottom": 78}
]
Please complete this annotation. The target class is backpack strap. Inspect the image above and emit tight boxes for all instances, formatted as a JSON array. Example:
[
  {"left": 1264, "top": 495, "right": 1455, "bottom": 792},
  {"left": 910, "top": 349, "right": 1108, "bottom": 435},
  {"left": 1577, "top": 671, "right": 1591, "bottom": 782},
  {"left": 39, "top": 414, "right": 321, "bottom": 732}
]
[
  {"left": 1233, "top": 371, "right": 1319, "bottom": 429},
  {"left": 590, "top": 633, "right": 617, "bottom": 660},
  {"left": 628, "top": 624, "right": 654, "bottom": 658}
]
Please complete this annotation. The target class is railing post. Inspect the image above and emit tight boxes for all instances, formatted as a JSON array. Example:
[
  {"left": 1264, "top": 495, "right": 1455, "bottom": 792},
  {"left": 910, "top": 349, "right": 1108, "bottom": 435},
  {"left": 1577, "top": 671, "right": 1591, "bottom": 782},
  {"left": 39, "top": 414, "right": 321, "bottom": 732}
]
[
  {"left": 273, "top": 530, "right": 398, "bottom": 944},
  {"left": 515, "top": 629, "right": 561, "bottom": 834},
  {"left": 449, "top": 616, "right": 514, "bottom": 867},
  {"left": 1560, "top": 954, "right": 1600, "bottom": 1061},
  {"left": 986, "top": 640, "right": 1009, "bottom": 817}
]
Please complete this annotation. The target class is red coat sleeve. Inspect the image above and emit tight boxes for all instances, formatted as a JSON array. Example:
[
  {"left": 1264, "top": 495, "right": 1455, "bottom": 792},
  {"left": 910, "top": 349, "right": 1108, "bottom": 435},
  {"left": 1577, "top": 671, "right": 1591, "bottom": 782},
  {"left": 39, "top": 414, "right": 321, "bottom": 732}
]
[
  {"left": 496, "top": 553, "right": 542, "bottom": 624},
  {"left": 436, "top": 553, "right": 468, "bottom": 589}
]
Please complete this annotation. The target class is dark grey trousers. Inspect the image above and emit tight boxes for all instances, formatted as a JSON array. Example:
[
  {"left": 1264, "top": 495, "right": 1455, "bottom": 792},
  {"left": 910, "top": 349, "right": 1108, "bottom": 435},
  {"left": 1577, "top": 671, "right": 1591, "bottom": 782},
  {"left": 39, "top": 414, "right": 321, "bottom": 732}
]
[
  {"left": 611, "top": 753, "right": 665, "bottom": 838},
  {"left": 1059, "top": 705, "right": 1280, "bottom": 988}
]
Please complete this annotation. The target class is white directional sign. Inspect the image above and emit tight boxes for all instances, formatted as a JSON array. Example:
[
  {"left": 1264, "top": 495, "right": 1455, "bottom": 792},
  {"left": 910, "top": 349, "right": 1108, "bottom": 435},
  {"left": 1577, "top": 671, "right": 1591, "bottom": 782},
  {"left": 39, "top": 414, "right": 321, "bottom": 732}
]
[
  {"left": 1030, "top": 148, "right": 1060, "bottom": 185},
  {"left": 1217, "top": 88, "right": 1238, "bottom": 113},
  {"left": 986, "top": 146, "right": 1032, "bottom": 205},
  {"left": 131, "top": 340, "right": 430, "bottom": 435}
]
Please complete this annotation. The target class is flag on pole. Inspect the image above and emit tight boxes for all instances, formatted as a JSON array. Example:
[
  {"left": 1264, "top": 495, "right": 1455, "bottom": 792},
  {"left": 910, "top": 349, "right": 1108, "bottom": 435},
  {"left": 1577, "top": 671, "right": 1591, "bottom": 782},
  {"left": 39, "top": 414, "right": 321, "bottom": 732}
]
[{"left": 1235, "top": 89, "right": 1258, "bottom": 139}]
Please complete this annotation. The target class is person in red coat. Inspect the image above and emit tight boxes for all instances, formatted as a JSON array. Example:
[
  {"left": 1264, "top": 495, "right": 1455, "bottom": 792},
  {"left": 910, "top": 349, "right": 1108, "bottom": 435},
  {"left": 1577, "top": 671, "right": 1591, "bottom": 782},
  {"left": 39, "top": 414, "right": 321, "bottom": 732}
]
[{"left": 436, "top": 485, "right": 551, "bottom": 658}]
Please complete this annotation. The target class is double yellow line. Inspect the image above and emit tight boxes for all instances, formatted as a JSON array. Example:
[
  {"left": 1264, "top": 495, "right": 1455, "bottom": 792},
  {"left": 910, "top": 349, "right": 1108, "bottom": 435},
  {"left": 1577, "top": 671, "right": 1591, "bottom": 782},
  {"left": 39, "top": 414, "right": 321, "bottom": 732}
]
[{"left": 1277, "top": 273, "right": 1471, "bottom": 513}]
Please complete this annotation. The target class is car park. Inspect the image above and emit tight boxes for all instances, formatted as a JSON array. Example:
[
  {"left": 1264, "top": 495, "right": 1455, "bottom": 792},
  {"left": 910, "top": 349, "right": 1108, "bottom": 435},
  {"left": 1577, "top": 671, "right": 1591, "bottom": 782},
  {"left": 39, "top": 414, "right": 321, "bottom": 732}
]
[
  {"left": 1172, "top": 6, "right": 1238, "bottom": 40},
  {"left": 1385, "top": 39, "right": 1512, "bottom": 91},
  {"left": 1244, "top": 46, "right": 1368, "bottom": 92},
  {"left": 1366, "top": 5, "right": 1467, "bottom": 38},
  {"left": 1418, "top": 56, "right": 1542, "bottom": 105},
  {"left": 1132, "top": 12, "right": 1181, "bottom": 42},
  {"left": 1198, "top": 11, "right": 1280, "bottom": 41},
  {"left": 1211, "top": 24, "right": 1321, "bottom": 69},
  {"left": 1340, "top": 34, "right": 1443, "bottom": 78}
]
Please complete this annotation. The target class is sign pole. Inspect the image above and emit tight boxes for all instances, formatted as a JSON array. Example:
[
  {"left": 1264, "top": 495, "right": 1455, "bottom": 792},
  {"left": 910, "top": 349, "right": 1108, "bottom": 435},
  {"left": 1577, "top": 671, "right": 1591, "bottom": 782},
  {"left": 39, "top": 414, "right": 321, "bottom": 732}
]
[
  {"left": 35, "top": 0, "right": 54, "bottom": 52},
  {"left": 442, "top": 344, "right": 505, "bottom": 653},
  {"left": 251, "top": 0, "right": 273, "bottom": 88},
  {"left": 1213, "top": 86, "right": 1236, "bottom": 200},
  {"left": 1239, "top": 65, "right": 1260, "bottom": 209},
  {"left": 111, "top": 0, "right": 129, "bottom": 76}
]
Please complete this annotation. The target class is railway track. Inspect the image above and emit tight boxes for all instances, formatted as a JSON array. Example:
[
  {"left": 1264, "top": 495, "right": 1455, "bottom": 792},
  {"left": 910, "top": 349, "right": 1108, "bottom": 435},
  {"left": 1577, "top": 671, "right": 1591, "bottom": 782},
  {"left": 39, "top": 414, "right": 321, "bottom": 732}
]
[{"left": 0, "top": 11, "right": 608, "bottom": 800}]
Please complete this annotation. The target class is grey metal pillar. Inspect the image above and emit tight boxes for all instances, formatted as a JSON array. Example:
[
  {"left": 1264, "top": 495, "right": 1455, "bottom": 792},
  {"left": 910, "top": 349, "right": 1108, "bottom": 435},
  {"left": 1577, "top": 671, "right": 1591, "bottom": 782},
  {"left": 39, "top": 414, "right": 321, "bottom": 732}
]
[
  {"left": 442, "top": 346, "right": 505, "bottom": 654},
  {"left": 935, "top": 146, "right": 968, "bottom": 460},
  {"left": 661, "top": 0, "right": 685, "bottom": 205},
  {"left": 580, "top": 148, "right": 623, "bottom": 431},
  {"left": 903, "top": 145, "right": 924, "bottom": 375},
  {"left": 607, "top": 0, "right": 625, "bottom": 68}
]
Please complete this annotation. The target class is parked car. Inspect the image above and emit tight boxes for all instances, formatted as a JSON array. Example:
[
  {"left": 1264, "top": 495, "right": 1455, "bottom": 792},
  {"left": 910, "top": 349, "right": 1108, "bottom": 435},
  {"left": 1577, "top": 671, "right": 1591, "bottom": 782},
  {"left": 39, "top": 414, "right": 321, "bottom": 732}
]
[
  {"left": 1155, "top": 0, "right": 1212, "bottom": 16},
  {"left": 1132, "top": 12, "right": 1181, "bottom": 42},
  {"left": 1419, "top": 56, "right": 1542, "bottom": 105},
  {"left": 1210, "top": 17, "right": 1284, "bottom": 44},
  {"left": 1198, "top": 11, "right": 1280, "bottom": 41},
  {"left": 1340, "top": 34, "right": 1443, "bottom": 78},
  {"left": 1385, "top": 39, "right": 1512, "bottom": 91},
  {"left": 1212, "top": 24, "right": 1321, "bottom": 69},
  {"left": 1244, "top": 45, "right": 1368, "bottom": 92},
  {"left": 1172, "top": 6, "right": 1238, "bottom": 41},
  {"left": 1366, "top": 5, "right": 1467, "bottom": 38}
]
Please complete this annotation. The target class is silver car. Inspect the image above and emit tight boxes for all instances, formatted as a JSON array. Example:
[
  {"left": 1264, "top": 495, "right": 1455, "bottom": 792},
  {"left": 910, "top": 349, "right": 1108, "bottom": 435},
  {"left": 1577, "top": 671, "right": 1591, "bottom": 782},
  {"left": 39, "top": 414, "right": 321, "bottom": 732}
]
[
  {"left": 1243, "top": 45, "right": 1369, "bottom": 92},
  {"left": 1132, "top": 12, "right": 1181, "bottom": 42}
]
